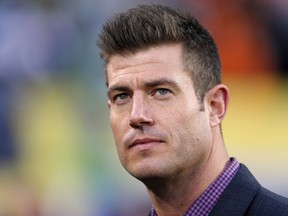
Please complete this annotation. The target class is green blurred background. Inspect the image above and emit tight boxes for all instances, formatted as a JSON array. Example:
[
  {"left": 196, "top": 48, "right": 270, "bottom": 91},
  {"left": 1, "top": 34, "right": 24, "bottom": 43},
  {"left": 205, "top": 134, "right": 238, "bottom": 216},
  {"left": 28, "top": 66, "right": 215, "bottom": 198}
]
[{"left": 0, "top": 0, "right": 287, "bottom": 215}]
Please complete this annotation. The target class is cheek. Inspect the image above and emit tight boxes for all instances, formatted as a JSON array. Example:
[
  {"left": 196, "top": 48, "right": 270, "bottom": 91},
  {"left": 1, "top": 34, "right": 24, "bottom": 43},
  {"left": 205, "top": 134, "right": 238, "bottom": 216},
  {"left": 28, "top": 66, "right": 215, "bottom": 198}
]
[
  {"left": 170, "top": 106, "right": 199, "bottom": 130},
  {"left": 110, "top": 116, "right": 126, "bottom": 161},
  {"left": 109, "top": 111, "right": 129, "bottom": 152},
  {"left": 167, "top": 106, "right": 209, "bottom": 145}
]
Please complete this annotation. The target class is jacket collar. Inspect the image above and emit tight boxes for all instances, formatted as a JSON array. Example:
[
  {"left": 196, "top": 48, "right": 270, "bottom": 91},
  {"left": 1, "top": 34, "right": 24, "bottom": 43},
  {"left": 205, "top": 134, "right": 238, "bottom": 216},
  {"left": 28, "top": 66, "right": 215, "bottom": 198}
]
[{"left": 209, "top": 164, "right": 261, "bottom": 216}]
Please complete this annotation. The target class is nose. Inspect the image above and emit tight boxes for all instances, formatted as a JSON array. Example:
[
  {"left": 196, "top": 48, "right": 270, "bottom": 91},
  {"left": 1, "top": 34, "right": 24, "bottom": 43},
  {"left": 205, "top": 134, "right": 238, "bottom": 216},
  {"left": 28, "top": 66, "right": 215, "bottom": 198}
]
[{"left": 129, "top": 93, "right": 154, "bottom": 128}]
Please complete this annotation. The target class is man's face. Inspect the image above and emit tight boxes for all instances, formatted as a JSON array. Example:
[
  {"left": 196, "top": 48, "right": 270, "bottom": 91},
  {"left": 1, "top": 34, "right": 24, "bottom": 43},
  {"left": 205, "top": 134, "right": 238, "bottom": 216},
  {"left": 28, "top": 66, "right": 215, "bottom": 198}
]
[{"left": 106, "top": 43, "right": 213, "bottom": 181}]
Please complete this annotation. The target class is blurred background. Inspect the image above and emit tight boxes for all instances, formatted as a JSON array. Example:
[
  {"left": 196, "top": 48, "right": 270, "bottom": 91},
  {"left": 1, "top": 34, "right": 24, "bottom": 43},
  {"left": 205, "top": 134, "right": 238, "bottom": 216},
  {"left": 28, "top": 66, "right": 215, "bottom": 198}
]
[{"left": 0, "top": 0, "right": 287, "bottom": 215}]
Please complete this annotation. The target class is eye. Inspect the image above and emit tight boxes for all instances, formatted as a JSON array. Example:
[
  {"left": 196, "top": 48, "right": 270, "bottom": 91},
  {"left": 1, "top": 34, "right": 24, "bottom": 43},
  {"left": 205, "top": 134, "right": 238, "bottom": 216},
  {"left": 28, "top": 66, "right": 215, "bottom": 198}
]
[
  {"left": 156, "top": 89, "right": 170, "bottom": 95},
  {"left": 113, "top": 93, "right": 130, "bottom": 104},
  {"left": 153, "top": 88, "right": 172, "bottom": 98}
]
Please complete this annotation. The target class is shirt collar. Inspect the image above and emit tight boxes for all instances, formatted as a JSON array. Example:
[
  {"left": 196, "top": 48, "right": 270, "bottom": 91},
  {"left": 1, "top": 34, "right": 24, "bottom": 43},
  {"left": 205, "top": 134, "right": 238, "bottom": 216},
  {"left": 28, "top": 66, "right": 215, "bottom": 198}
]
[{"left": 150, "top": 158, "right": 240, "bottom": 216}]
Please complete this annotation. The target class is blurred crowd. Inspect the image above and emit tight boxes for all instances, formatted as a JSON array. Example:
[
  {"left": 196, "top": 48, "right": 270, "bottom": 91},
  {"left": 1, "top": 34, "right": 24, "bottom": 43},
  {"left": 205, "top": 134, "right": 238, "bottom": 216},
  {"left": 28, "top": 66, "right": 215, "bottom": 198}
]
[{"left": 0, "top": 0, "right": 287, "bottom": 215}]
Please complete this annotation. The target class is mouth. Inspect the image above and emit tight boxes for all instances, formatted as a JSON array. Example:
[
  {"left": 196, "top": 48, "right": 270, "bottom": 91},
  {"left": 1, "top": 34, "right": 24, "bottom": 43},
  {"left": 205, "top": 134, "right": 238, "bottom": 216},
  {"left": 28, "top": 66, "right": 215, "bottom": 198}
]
[{"left": 129, "top": 138, "right": 163, "bottom": 149}]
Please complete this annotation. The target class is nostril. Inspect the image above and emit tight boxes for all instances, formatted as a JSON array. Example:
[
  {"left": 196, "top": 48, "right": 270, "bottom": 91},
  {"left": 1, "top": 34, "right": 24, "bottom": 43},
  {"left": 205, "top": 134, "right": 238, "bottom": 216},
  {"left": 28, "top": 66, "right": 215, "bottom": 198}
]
[
  {"left": 129, "top": 111, "right": 154, "bottom": 128},
  {"left": 129, "top": 121, "right": 143, "bottom": 129},
  {"left": 129, "top": 113, "right": 146, "bottom": 127}
]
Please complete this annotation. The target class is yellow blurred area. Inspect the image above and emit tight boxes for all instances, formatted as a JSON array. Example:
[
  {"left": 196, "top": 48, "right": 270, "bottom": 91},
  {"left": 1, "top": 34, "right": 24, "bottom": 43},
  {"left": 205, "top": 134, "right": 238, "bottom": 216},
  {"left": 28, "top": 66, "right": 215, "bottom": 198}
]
[
  {"left": 224, "top": 76, "right": 288, "bottom": 193},
  {"left": 1, "top": 83, "right": 92, "bottom": 215},
  {"left": 14, "top": 83, "right": 84, "bottom": 193}
]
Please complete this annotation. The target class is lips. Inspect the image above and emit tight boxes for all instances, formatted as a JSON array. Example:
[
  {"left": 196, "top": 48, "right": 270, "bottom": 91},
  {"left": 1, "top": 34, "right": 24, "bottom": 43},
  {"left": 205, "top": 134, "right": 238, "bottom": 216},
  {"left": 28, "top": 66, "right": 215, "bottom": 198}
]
[{"left": 129, "top": 138, "right": 162, "bottom": 149}]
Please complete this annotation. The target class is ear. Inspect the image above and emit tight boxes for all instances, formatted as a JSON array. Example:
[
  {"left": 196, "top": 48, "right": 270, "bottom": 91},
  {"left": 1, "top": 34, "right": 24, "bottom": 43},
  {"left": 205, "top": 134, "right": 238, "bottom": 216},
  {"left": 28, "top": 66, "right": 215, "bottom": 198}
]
[
  {"left": 206, "top": 84, "right": 230, "bottom": 128},
  {"left": 108, "top": 100, "right": 111, "bottom": 109}
]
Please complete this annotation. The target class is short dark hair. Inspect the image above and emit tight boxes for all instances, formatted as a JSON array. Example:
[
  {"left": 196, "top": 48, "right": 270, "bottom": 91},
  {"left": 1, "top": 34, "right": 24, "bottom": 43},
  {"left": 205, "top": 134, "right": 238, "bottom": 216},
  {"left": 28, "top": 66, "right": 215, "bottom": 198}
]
[{"left": 97, "top": 4, "right": 221, "bottom": 102}]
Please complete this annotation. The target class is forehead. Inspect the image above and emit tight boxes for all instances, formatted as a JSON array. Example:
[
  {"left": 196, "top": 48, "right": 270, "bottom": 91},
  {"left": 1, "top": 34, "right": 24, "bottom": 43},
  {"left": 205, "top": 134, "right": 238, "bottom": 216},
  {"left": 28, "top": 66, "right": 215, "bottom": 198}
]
[{"left": 106, "top": 43, "right": 185, "bottom": 85}]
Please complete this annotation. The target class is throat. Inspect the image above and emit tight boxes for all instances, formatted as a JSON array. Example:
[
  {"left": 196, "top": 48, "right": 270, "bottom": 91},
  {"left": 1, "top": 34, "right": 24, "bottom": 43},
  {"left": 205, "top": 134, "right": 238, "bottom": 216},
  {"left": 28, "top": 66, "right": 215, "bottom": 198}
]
[{"left": 144, "top": 175, "right": 203, "bottom": 216}]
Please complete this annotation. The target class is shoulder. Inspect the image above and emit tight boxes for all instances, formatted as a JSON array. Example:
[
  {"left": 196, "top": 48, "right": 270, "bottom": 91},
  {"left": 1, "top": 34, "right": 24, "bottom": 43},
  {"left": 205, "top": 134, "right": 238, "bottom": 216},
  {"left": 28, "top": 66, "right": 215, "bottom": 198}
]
[
  {"left": 247, "top": 187, "right": 288, "bottom": 215},
  {"left": 235, "top": 164, "right": 288, "bottom": 215},
  {"left": 209, "top": 163, "right": 288, "bottom": 216}
]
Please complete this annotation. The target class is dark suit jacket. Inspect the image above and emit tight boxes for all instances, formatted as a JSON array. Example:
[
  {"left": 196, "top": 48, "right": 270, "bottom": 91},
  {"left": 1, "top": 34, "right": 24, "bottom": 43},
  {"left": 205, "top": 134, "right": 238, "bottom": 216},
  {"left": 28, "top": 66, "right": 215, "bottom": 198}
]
[
  {"left": 209, "top": 164, "right": 288, "bottom": 215},
  {"left": 148, "top": 164, "right": 288, "bottom": 216}
]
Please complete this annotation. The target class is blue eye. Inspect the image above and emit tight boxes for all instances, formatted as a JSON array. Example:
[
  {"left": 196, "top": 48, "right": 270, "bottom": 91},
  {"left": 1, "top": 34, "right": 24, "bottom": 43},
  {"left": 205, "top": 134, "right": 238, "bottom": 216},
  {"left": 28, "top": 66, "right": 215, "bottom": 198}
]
[
  {"left": 113, "top": 93, "right": 130, "bottom": 104},
  {"left": 116, "top": 94, "right": 128, "bottom": 100},
  {"left": 157, "top": 89, "right": 169, "bottom": 95},
  {"left": 153, "top": 88, "right": 172, "bottom": 99}
]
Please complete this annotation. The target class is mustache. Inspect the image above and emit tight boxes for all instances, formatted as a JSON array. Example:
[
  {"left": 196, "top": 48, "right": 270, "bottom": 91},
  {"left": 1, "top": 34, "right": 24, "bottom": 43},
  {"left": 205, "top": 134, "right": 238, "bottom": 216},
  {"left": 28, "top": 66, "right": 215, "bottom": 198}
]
[{"left": 123, "top": 127, "right": 167, "bottom": 148}]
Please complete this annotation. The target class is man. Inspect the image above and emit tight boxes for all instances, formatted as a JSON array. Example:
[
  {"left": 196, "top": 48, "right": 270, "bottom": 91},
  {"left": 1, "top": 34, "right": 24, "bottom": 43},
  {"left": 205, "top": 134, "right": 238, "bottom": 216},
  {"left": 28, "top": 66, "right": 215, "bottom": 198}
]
[{"left": 97, "top": 4, "right": 288, "bottom": 216}]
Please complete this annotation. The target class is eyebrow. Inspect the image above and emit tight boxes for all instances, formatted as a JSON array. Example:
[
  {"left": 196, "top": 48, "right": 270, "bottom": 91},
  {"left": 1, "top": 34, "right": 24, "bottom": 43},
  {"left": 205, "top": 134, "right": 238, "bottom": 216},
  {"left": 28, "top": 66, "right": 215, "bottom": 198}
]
[
  {"left": 144, "top": 78, "right": 179, "bottom": 89},
  {"left": 107, "top": 86, "right": 131, "bottom": 98},
  {"left": 107, "top": 78, "right": 179, "bottom": 97}
]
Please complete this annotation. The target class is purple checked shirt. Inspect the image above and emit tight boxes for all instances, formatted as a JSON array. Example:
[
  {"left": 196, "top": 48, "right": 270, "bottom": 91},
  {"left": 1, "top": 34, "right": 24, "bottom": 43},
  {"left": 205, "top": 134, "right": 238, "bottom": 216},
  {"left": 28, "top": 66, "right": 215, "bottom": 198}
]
[{"left": 150, "top": 158, "right": 240, "bottom": 216}]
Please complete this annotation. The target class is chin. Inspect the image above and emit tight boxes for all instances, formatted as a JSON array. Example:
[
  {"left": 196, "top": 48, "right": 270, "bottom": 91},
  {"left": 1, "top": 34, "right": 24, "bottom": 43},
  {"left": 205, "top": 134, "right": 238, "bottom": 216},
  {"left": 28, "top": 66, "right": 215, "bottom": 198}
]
[{"left": 126, "top": 163, "right": 169, "bottom": 183}]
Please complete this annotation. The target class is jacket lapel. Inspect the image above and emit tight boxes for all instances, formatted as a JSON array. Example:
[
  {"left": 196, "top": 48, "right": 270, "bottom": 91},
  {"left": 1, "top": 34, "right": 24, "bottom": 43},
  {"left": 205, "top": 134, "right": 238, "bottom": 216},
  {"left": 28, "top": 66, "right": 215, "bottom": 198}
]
[{"left": 209, "top": 164, "right": 261, "bottom": 216}]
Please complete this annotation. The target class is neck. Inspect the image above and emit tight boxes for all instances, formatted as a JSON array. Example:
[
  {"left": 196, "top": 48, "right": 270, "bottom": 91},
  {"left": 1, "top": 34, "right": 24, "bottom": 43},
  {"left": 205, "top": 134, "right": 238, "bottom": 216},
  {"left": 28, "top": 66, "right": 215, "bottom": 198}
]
[{"left": 145, "top": 131, "right": 229, "bottom": 216}]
